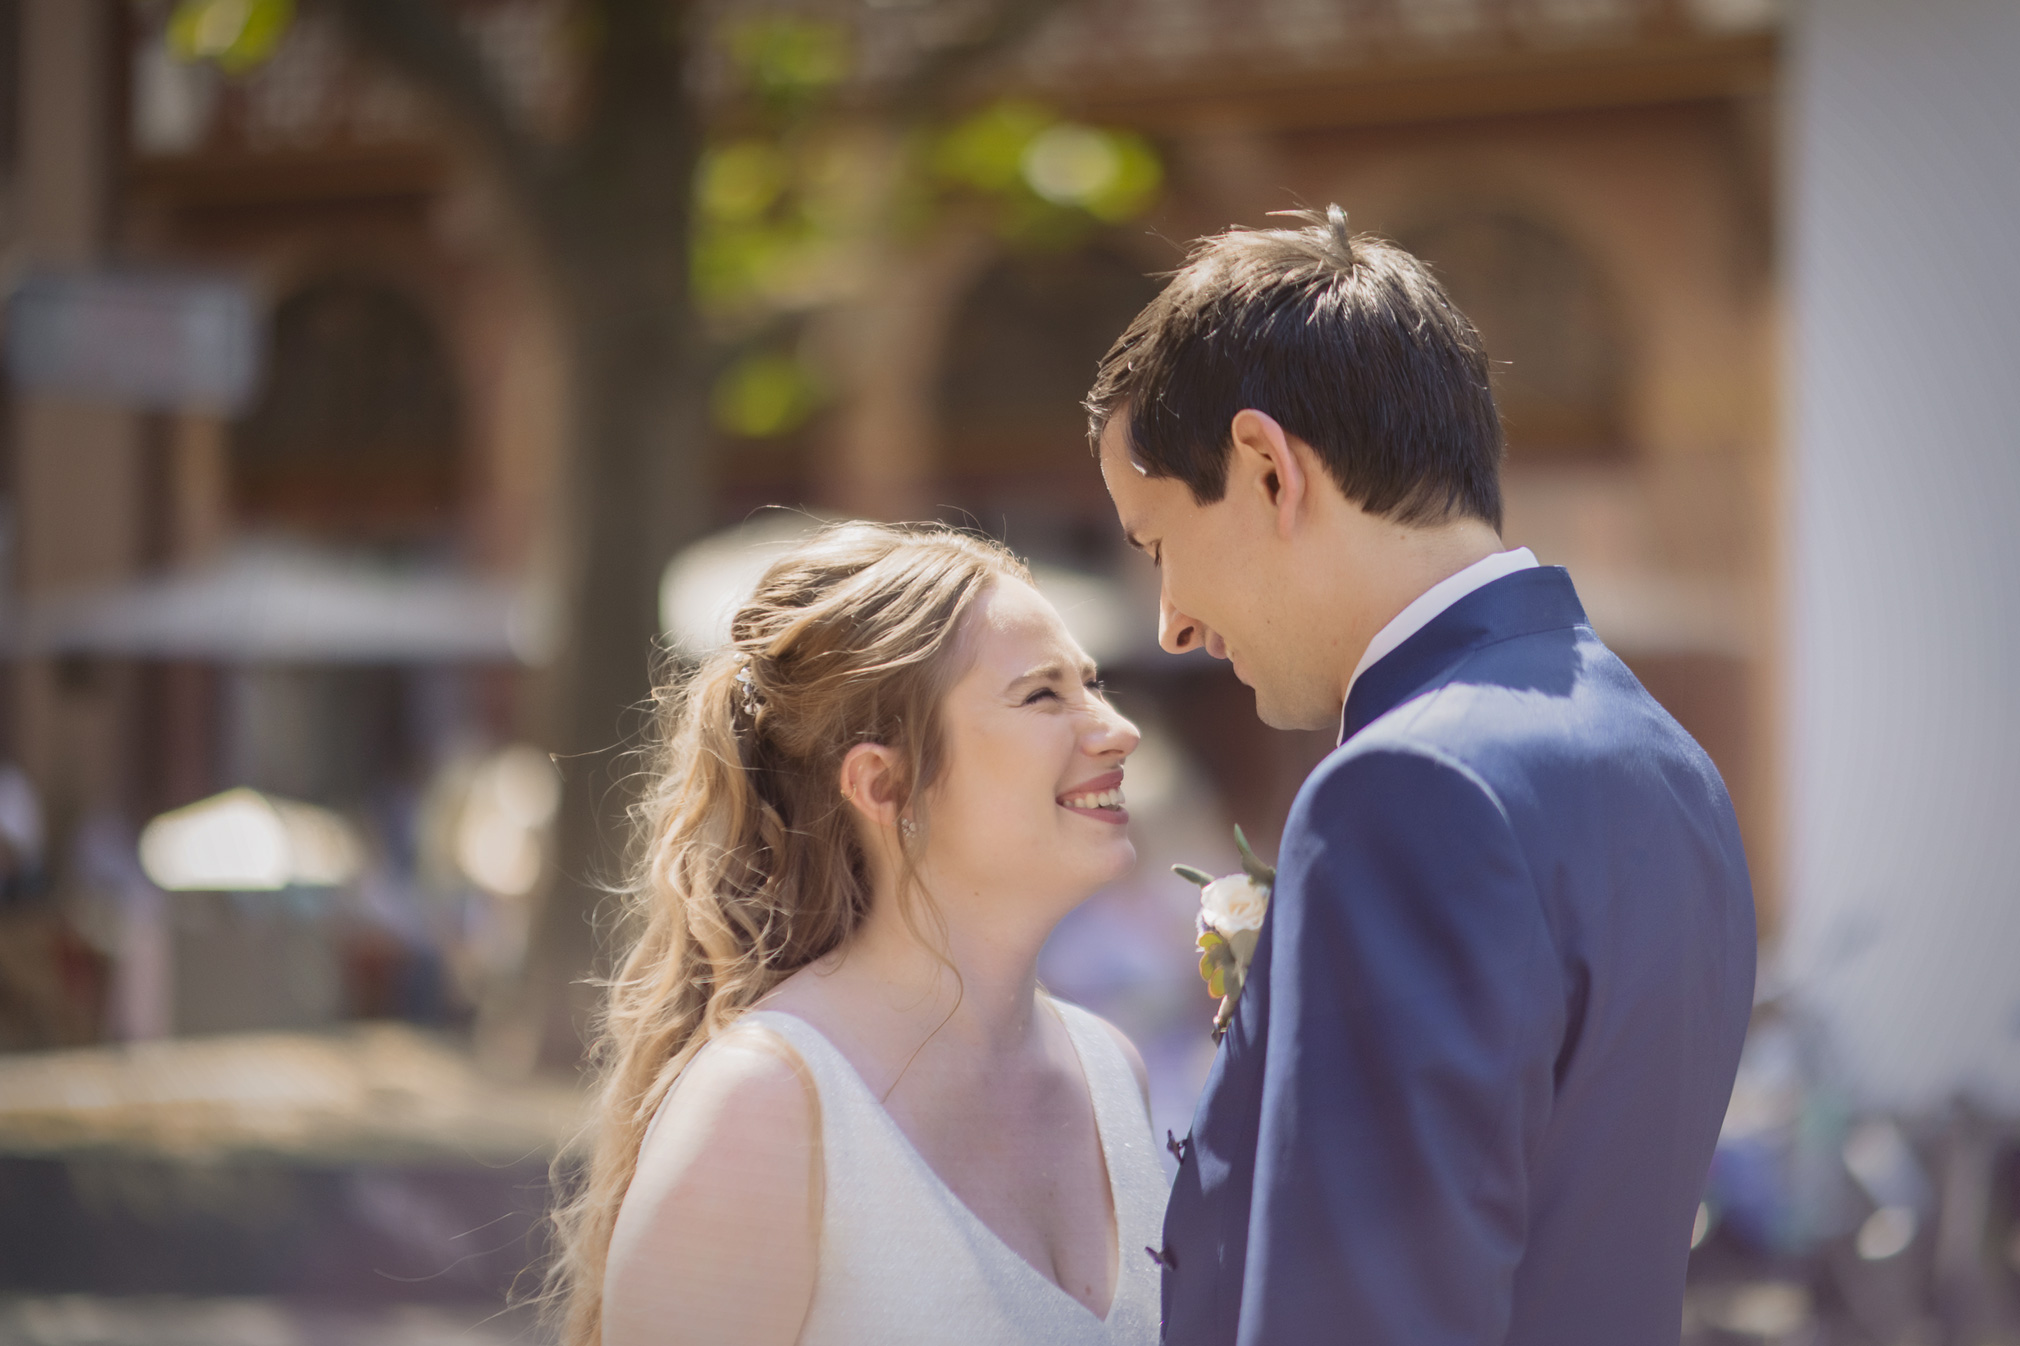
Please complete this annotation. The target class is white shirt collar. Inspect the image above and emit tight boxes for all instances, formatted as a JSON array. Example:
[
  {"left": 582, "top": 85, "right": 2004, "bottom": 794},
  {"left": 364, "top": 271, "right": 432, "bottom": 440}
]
[{"left": 1341, "top": 546, "right": 1539, "bottom": 715}]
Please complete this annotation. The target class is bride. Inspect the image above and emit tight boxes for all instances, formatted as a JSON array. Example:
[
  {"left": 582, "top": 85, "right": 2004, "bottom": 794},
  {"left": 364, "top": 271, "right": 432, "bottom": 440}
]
[{"left": 548, "top": 522, "right": 1165, "bottom": 1345}]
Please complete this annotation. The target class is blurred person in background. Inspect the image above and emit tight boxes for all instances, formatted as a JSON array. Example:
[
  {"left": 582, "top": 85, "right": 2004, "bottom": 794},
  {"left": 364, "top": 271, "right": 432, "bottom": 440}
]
[
  {"left": 1093, "top": 207, "right": 1757, "bottom": 1346},
  {"left": 550, "top": 523, "right": 1165, "bottom": 1346}
]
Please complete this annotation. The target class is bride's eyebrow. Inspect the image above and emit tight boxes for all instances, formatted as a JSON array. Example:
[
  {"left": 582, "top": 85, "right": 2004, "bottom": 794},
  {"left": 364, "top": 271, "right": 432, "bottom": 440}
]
[{"left": 1007, "top": 661, "right": 1070, "bottom": 693}]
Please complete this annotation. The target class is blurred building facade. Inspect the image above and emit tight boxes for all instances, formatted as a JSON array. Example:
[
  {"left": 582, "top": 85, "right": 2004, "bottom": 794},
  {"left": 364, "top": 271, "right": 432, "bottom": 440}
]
[
  {"left": 0, "top": 0, "right": 1782, "bottom": 1049},
  {"left": 9, "top": 1, "right": 2020, "bottom": 1340}
]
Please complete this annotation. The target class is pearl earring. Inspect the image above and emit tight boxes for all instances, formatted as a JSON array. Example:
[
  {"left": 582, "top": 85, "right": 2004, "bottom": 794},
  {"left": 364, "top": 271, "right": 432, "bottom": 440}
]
[{"left": 899, "top": 816, "right": 919, "bottom": 840}]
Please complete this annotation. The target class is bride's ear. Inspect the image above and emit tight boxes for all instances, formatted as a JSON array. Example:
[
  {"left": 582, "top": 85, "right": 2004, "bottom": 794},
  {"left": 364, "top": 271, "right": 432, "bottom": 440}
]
[{"left": 838, "top": 743, "right": 905, "bottom": 830}]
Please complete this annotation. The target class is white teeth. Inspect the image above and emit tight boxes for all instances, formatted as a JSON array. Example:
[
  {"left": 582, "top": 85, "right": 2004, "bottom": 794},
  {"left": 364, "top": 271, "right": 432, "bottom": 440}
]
[{"left": 1062, "top": 788, "right": 1126, "bottom": 810}]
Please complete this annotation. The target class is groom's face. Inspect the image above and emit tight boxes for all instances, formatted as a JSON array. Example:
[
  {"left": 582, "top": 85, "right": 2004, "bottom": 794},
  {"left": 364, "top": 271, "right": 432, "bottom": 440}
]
[{"left": 1099, "top": 416, "right": 1330, "bottom": 730}]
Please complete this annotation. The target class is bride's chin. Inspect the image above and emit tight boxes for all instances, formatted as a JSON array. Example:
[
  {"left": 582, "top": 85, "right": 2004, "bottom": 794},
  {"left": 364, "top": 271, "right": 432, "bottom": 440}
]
[
  {"left": 1087, "top": 839, "right": 1137, "bottom": 884},
  {"left": 1036, "top": 848, "right": 1136, "bottom": 908}
]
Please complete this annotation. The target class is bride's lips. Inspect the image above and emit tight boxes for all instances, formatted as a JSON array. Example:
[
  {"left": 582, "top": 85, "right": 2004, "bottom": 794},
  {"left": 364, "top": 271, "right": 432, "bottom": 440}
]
[{"left": 1058, "top": 770, "right": 1128, "bottom": 825}]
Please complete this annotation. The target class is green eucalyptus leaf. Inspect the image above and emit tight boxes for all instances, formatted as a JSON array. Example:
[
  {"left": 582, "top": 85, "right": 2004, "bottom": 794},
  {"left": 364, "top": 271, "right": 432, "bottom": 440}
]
[
  {"left": 1233, "top": 825, "right": 1276, "bottom": 886},
  {"left": 1172, "top": 863, "right": 1216, "bottom": 888}
]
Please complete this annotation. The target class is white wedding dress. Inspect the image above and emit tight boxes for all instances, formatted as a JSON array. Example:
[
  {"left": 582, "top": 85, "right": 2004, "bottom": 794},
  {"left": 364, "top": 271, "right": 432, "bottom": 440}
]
[{"left": 711, "top": 1000, "right": 1167, "bottom": 1345}]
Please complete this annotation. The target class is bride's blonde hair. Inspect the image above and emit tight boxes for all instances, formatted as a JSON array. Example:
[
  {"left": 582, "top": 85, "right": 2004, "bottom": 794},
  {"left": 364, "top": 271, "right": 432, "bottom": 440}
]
[{"left": 545, "top": 520, "right": 1027, "bottom": 1346}]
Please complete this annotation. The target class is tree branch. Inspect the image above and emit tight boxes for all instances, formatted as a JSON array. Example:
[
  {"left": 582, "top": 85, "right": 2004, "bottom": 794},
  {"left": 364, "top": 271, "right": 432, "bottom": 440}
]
[
  {"left": 887, "top": 0, "right": 1074, "bottom": 118},
  {"left": 313, "top": 0, "right": 552, "bottom": 228}
]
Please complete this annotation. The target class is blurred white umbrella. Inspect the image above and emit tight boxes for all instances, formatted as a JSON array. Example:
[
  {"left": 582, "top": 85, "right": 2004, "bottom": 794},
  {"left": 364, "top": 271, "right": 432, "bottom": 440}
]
[
  {"left": 138, "top": 787, "right": 362, "bottom": 891},
  {"left": 659, "top": 512, "right": 831, "bottom": 655},
  {"left": 7, "top": 542, "right": 551, "bottom": 665},
  {"left": 659, "top": 514, "right": 1155, "bottom": 665}
]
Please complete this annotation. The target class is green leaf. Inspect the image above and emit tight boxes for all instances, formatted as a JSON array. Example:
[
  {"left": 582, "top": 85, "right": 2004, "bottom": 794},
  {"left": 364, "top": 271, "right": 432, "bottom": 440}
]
[
  {"left": 722, "top": 16, "right": 850, "bottom": 108},
  {"left": 168, "top": 0, "right": 293, "bottom": 74},
  {"left": 1234, "top": 825, "right": 1276, "bottom": 886},
  {"left": 1020, "top": 124, "right": 1162, "bottom": 222},
  {"left": 1172, "top": 863, "right": 1215, "bottom": 888},
  {"left": 1082, "top": 131, "right": 1163, "bottom": 223},
  {"left": 697, "top": 141, "right": 792, "bottom": 225},
  {"left": 710, "top": 351, "right": 826, "bottom": 438},
  {"left": 933, "top": 101, "right": 1056, "bottom": 196}
]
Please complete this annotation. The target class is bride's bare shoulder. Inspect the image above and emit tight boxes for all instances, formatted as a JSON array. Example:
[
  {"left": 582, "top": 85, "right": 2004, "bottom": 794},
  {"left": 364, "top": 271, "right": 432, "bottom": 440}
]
[
  {"left": 604, "top": 1023, "right": 818, "bottom": 1346},
  {"left": 626, "top": 1020, "right": 820, "bottom": 1205}
]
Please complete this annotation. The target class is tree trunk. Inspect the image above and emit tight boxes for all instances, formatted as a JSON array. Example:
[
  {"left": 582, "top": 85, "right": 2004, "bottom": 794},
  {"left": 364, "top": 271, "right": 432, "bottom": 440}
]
[
  {"left": 319, "top": 0, "right": 1070, "bottom": 1073},
  {"left": 524, "top": 95, "right": 710, "bottom": 1071},
  {"left": 528, "top": 271, "right": 710, "bottom": 1071}
]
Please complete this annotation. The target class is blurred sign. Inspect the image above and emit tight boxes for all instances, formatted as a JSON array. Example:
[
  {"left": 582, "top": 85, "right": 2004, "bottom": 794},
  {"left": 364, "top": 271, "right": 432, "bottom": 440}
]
[{"left": 5, "top": 271, "right": 261, "bottom": 412}]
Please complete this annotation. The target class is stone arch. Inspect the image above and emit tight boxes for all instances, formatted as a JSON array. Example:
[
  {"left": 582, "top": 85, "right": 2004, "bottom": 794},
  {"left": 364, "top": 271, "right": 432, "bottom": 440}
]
[
  {"left": 231, "top": 274, "right": 462, "bottom": 536},
  {"left": 935, "top": 246, "right": 1163, "bottom": 485},
  {"left": 1396, "top": 210, "right": 1630, "bottom": 464}
]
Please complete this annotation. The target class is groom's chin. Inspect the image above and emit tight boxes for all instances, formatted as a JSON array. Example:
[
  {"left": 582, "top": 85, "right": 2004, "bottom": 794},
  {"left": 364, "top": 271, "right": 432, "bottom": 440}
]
[{"left": 1252, "top": 688, "right": 1339, "bottom": 734}]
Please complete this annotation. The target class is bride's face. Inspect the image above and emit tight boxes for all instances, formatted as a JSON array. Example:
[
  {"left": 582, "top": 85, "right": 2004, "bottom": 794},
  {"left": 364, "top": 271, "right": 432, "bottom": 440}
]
[{"left": 919, "top": 577, "right": 1140, "bottom": 912}]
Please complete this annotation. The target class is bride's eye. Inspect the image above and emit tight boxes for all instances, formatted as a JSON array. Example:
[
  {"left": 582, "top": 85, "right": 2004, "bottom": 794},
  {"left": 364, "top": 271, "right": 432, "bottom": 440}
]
[{"left": 1023, "top": 687, "right": 1060, "bottom": 705}]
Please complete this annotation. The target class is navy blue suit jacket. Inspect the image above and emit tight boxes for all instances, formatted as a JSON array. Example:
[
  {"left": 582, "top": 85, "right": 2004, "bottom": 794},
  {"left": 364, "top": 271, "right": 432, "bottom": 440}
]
[{"left": 1160, "top": 566, "right": 1756, "bottom": 1346}]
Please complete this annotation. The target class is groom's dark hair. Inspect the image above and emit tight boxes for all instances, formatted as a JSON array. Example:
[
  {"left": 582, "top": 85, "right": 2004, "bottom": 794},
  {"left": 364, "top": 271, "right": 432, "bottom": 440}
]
[{"left": 1085, "top": 205, "right": 1504, "bottom": 530}]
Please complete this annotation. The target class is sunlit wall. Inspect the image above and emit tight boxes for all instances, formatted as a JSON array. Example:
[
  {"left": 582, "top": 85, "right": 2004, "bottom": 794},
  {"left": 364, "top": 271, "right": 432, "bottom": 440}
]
[{"left": 1783, "top": 0, "right": 2020, "bottom": 1110}]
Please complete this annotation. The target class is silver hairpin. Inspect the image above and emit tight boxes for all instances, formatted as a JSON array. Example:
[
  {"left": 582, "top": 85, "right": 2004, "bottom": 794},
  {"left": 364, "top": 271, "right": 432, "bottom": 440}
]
[{"left": 732, "top": 653, "right": 761, "bottom": 719}]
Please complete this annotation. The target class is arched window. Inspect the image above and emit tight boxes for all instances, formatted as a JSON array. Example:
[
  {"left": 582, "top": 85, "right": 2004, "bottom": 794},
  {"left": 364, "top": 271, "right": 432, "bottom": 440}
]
[
  {"left": 937, "top": 249, "right": 1162, "bottom": 484},
  {"left": 1398, "top": 212, "right": 1628, "bottom": 463},
  {"left": 232, "top": 278, "right": 461, "bottom": 534}
]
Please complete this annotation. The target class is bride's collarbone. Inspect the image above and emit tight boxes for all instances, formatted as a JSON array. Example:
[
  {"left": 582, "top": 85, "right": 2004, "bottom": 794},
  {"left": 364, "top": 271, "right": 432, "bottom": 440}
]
[
  {"left": 884, "top": 1052, "right": 1119, "bottom": 1284},
  {"left": 748, "top": 994, "right": 1121, "bottom": 1317}
]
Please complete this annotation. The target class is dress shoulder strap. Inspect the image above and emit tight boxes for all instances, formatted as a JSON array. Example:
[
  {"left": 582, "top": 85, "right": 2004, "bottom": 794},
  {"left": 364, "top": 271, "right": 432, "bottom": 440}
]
[{"left": 1047, "top": 997, "right": 1154, "bottom": 1140}]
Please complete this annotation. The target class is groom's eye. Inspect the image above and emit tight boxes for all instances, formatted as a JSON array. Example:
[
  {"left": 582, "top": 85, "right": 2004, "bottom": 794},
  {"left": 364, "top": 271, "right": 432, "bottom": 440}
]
[{"left": 1023, "top": 687, "right": 1060, "bottom": 705}]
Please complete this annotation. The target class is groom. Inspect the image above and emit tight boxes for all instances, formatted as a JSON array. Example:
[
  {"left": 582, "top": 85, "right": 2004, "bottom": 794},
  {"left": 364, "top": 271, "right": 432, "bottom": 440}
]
[{"left": 1090, "top": 207, "right": 1756, "bottom": 1345}]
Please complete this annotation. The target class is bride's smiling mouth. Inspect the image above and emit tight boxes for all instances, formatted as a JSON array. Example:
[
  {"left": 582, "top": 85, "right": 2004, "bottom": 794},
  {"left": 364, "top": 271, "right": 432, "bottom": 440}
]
[{"left": 1058, "top": 770, "right": 1128, "bottom": 824}]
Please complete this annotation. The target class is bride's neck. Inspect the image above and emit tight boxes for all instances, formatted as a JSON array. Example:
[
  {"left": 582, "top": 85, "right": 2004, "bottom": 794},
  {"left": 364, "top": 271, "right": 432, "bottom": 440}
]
[{"left": 843, "top": 882, "right": 1051, "bottom": 1056}]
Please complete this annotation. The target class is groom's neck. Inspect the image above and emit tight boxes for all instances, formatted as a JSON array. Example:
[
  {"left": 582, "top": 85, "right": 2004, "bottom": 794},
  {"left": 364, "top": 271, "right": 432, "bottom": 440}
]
[{"left": 1318, "top": 506, "right": 1507, "bottom": 705}]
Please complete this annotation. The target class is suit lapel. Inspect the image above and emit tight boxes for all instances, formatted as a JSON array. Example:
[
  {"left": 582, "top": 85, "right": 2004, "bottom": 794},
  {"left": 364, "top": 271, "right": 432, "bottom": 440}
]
[{"left": 1340, "top": 566, "right": 1590, "bottom": 743}]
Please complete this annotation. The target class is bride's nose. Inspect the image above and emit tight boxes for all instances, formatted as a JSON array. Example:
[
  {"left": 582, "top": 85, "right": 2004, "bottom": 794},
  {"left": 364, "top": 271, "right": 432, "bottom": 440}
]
[{"left": 1085, "top": 700, "right": 1140, "bottom": 760}]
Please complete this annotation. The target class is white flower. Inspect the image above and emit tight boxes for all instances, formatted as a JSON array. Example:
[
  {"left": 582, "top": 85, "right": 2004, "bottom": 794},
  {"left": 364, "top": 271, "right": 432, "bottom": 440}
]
[
  {"left": 1176, "top": 826, "right": 1277, "bottom": 1042},
  {"left": 1201, "top": 873, "right": 1269, "bottom": 935}
]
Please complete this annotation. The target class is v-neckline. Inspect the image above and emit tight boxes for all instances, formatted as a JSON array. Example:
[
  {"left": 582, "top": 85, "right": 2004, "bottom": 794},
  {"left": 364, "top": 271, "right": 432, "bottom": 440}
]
[{"left": 751, "top": 1003, "right": 1125, "bottom": 1326}]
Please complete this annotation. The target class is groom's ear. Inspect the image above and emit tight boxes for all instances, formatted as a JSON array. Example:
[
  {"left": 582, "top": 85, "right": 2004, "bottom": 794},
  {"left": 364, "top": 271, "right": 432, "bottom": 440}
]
[{"left": 1229, "top": 409, "right": 1310, "bottom": 540}]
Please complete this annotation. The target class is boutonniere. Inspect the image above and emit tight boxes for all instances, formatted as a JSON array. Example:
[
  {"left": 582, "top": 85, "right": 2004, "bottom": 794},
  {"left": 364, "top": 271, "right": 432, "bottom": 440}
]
[{"left": 1175, "top": 826, "right": 1275, "bottom": 1043}]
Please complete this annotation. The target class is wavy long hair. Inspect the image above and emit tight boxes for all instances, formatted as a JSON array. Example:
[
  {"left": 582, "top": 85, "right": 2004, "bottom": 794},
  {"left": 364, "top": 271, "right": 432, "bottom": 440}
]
[{"left": 544, "top": 521, "right": 1028, "bottom": 1346}]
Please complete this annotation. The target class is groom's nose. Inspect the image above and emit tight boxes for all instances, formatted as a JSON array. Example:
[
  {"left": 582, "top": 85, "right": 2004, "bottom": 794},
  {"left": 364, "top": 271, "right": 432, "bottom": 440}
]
[{"left": 1159, "top": 592, "right": 1213, "bottom": 656}]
